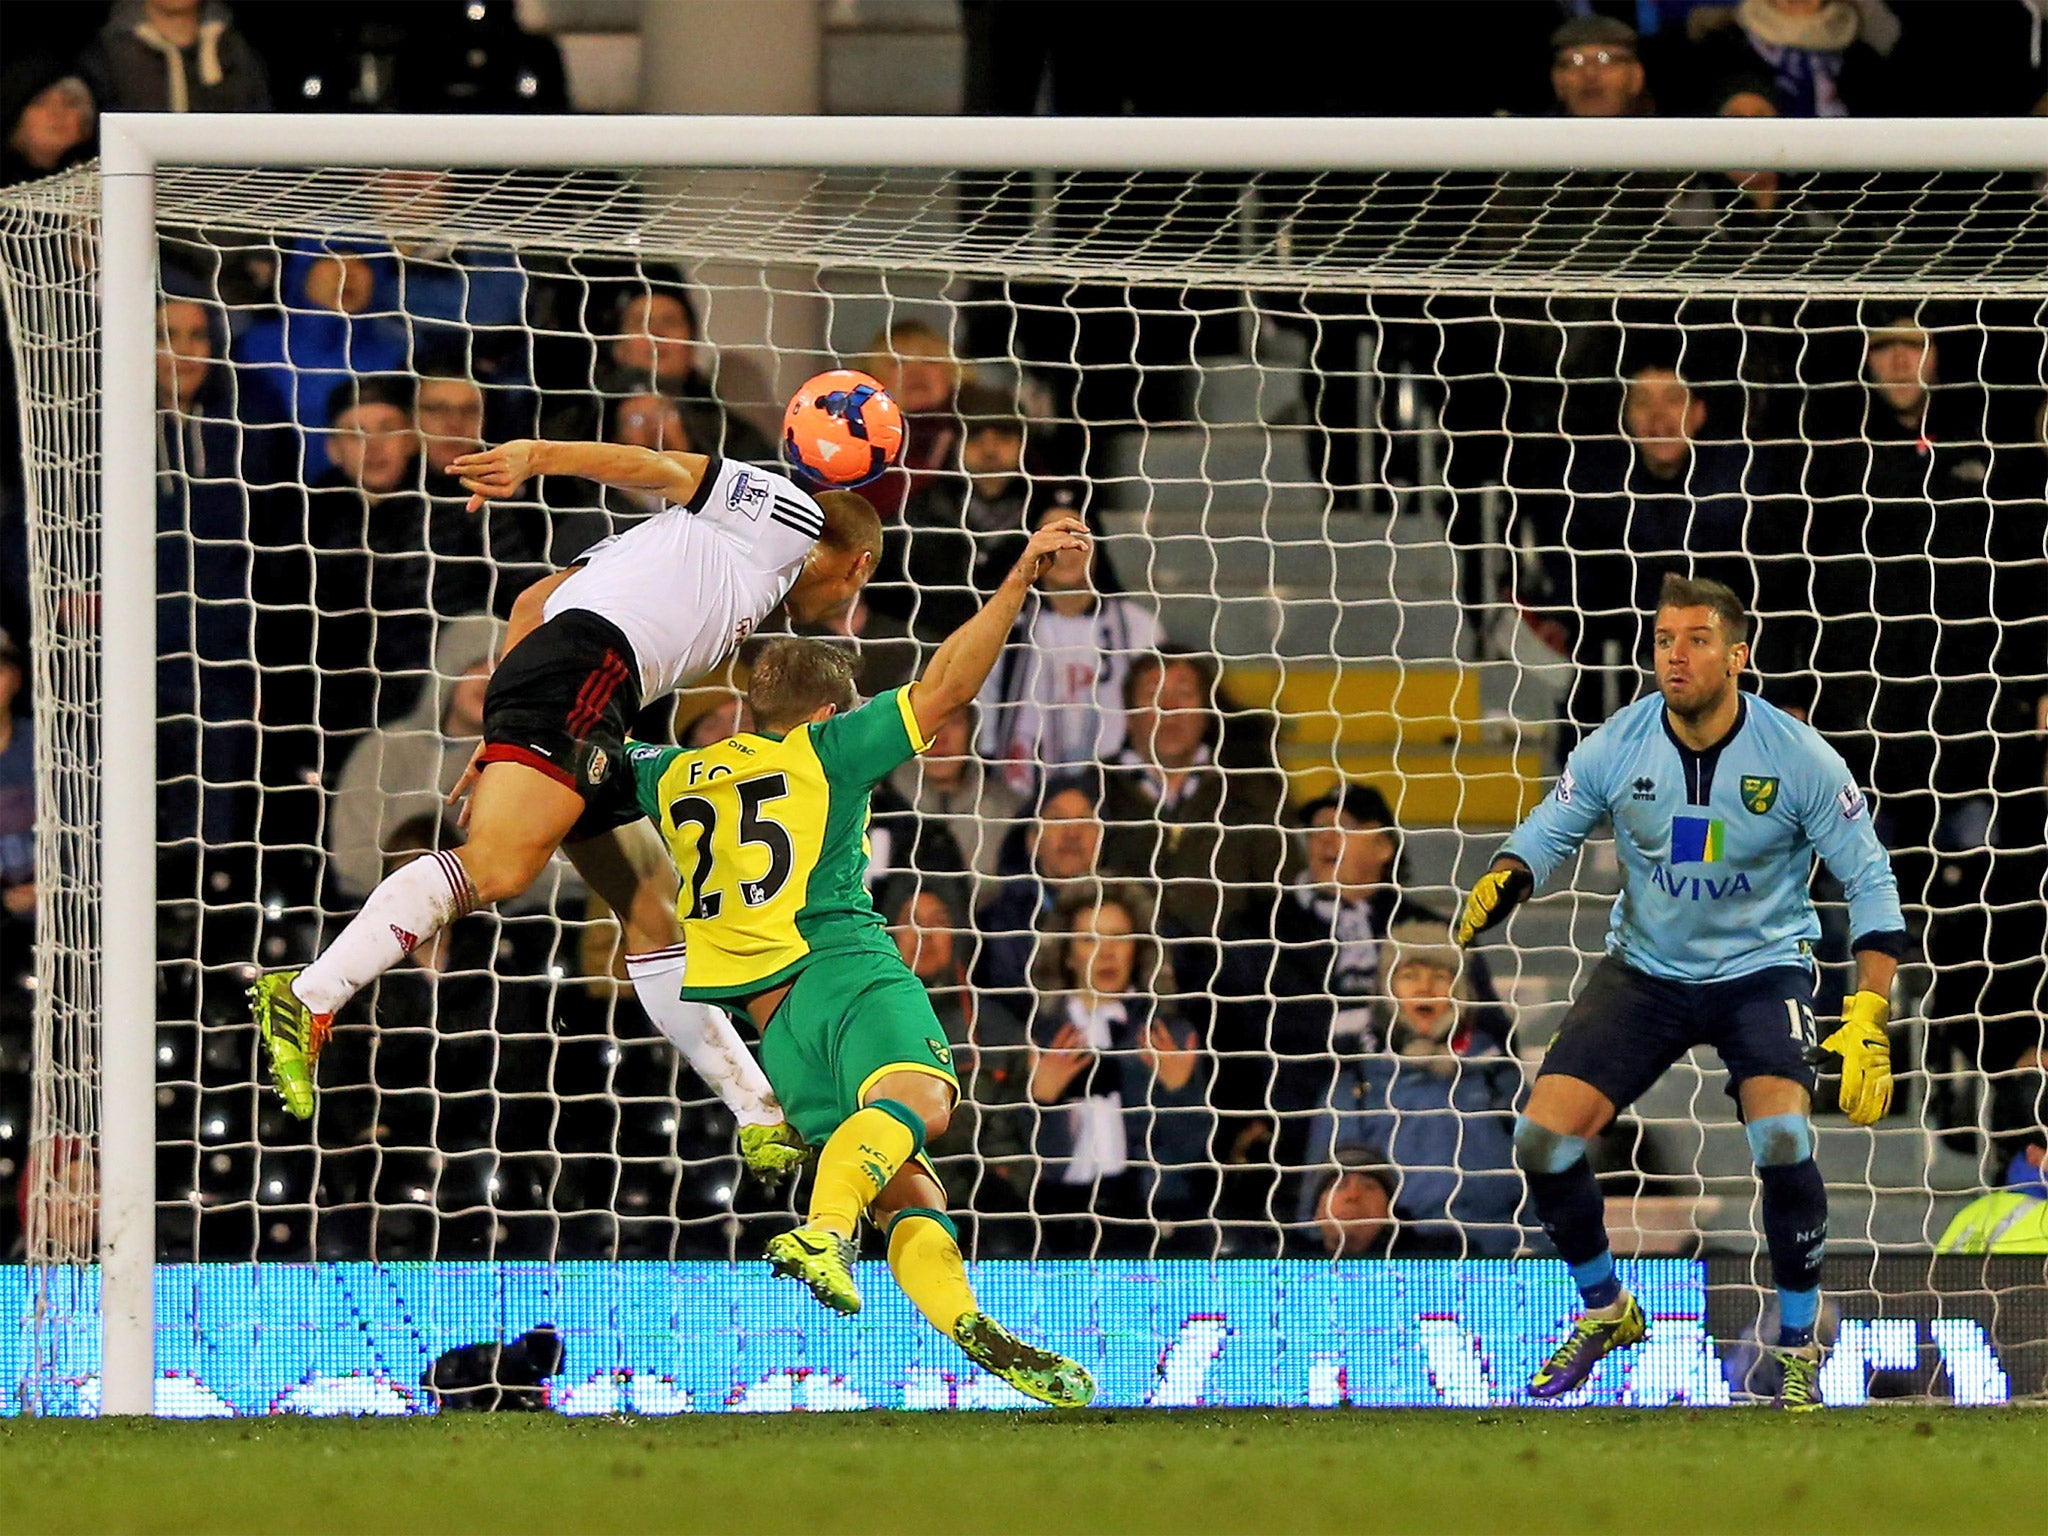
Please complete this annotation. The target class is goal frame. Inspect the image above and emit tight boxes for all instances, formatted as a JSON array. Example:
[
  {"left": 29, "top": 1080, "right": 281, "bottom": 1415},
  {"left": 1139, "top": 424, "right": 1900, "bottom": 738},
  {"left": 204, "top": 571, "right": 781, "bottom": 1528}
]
[{"left": 91, "top": 111, "right": 2048, "bottom": 1415}]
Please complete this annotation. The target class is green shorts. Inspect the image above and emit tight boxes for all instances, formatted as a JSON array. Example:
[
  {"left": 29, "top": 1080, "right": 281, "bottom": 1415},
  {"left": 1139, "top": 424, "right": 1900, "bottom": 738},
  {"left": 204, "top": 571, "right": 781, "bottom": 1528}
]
[{"left": 755, "top": 947, "right": 960, "bottom": 1149}]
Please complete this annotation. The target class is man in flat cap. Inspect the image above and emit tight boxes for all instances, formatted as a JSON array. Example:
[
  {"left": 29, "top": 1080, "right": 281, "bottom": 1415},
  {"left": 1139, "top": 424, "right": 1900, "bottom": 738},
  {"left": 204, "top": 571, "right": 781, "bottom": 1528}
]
[{"left": 1550, "top": 15, "right": 1651, "bottom": 118}]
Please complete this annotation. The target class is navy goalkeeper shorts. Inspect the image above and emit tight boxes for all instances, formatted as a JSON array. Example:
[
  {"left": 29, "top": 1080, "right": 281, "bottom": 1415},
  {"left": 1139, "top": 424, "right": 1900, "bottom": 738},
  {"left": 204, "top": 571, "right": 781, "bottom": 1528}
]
[{"left": 1537, "top": 956, "right": 1819, "bottom": 1111}]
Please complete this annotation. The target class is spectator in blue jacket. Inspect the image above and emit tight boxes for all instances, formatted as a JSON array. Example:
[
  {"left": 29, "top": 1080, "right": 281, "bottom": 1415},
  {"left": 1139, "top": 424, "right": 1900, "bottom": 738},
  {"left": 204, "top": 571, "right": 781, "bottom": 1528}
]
[
  {"left": 1310, "top": 918, "right": 1526, "bottom": 1257},
  {"left": 366, "top": 172, "right": 532, "bottom": 387},
  {"left": 233, "top": 238, "right": 410, "bottom": 482},
  {"left": 1027, "top": 883, "right": 1213, "bottom": 1255}
]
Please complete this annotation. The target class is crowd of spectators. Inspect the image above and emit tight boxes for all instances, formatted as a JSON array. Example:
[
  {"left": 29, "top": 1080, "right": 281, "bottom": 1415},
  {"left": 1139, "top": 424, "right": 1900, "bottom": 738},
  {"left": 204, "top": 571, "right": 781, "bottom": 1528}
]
[{"left": 1, "top": 2, "right": 2046, "bottom": 1264}]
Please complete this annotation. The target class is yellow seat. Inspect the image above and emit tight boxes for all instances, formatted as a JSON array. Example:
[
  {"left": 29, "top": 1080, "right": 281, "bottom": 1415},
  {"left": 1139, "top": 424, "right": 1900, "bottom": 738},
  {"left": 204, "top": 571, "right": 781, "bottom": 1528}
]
[{"left": 1226, "top": 663, "right": 1544, "bottom": 827}]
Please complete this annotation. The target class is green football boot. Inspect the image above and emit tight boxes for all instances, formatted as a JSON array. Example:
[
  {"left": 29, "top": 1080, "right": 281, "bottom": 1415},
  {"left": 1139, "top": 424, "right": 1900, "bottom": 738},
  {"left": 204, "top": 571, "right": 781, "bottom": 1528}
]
[
  {"left": 248, "top": 969, "right": 330, "bottom": 1121},
  {"left": 1527, "top": 1290, "right": 1647, "bottom": 1399},
  {"left": 738, "top": 1122, "right": 811, "bottom": 1192},
  {"left": 1768, "top": 1343, "right": 1827, "bottom": 1412},
  {"left": 953, "top": 1312, "right": 1097, "bottom": 1409},
  {"left": 765, "top": 1226, "right": 863, "bottom": 1316}
]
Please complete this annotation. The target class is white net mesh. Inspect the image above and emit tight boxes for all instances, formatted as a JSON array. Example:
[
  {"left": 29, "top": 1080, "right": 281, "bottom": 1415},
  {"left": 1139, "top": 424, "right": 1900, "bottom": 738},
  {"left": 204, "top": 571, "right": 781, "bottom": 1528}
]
[{"left": 1, "top": 155, "right": 2045, "bottom": 1411}]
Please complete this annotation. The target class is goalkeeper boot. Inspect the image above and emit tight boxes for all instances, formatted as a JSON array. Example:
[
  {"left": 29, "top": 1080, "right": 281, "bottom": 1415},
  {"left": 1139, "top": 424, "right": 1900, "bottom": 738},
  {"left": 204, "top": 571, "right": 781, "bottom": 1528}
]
[
  {"left": 248, "top": 969, "right": 330, "bottom": 1121},
  {"left": 953, "top": 1312, "right": 1097, "bottom": 1409},
  {"left": 765, "top": 1226, "right": 863, "bottom": 1316},
  {"left": 739, "top": 1122, "right": 811, "bottom": 1193},
  {"left": 1768, "top": 1343, "right": 1827, "bottom": 1412},
  {"left": 1527, "top": 1290, "right": 1647, "bottom": 1400}
]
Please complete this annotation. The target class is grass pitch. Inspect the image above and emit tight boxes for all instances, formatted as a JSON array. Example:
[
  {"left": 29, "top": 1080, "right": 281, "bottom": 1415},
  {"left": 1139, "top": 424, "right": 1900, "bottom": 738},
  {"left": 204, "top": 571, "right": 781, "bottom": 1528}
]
[{"left": 3, "top": 1408, "right": 2036, "bottom": 1535}]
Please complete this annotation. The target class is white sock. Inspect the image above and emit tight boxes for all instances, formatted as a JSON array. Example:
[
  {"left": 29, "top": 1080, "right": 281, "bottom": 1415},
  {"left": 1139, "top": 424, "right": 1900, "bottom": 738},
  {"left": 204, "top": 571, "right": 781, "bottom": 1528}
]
[
  {"left": 296, "top": 851, "right": 479, "bottom": 1015},
  {"left": 625, "top": 947, "right": 783, "bottom": 1127}
]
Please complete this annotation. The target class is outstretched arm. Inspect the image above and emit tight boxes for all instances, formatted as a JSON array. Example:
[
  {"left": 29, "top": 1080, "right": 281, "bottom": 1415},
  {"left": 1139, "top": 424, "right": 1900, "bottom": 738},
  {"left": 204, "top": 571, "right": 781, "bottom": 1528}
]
[
  {"left": 1459, "top": 740, "right": 1613, "bottom": 946},
  {"left": 907, "top": 515, "right": 1091, "bottom": 741},
  {"left": 448, "top": 439, "right": 713, "bottom": 513}
]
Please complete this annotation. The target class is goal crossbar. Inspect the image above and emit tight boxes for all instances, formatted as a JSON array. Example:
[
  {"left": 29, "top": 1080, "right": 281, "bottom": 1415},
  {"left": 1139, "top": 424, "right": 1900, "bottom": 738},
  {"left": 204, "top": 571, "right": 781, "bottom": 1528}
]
[{"left": 83, "top": 111, "right": 2048, "bottom": 1415}]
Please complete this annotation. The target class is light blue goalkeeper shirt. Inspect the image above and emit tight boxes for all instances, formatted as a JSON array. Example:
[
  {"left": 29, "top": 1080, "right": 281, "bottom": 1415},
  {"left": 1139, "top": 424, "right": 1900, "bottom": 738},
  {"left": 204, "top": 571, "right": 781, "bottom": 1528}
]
[{"left": 1501, "top": 693, "right": 1907, "bottom": 982}]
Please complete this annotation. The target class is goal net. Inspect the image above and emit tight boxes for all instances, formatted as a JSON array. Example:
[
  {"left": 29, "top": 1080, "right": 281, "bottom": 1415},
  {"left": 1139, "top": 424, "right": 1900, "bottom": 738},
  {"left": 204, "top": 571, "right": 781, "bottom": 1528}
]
[{"left": 2, "top": 123, "right": 2045, "bottom": 1413}]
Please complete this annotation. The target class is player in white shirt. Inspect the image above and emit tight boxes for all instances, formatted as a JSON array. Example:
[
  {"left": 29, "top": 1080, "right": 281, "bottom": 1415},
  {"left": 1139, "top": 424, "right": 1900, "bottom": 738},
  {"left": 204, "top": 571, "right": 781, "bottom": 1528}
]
[{"left": 250, "top": 436, "right": 882, "bottom": 1185}]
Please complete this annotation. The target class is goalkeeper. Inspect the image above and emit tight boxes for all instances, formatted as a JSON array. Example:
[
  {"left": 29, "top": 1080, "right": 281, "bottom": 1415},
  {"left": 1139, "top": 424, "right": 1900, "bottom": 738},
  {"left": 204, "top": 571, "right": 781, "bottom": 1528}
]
[
  {"left": 625, "top": 517, "right": 1097, "bottom": 1409},
  {"left": 251, "top": 432, "right": 881, "bottom": 1195},
  {"left": 1456, "top": 574, "right": 1905, "bottom": 1411}
]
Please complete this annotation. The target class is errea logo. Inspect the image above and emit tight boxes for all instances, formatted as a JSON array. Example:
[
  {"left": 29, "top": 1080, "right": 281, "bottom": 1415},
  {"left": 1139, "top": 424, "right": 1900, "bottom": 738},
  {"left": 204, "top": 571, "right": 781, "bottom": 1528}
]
[{"left": 1631, "top": 776, "right": 1657, "bottom": 802}]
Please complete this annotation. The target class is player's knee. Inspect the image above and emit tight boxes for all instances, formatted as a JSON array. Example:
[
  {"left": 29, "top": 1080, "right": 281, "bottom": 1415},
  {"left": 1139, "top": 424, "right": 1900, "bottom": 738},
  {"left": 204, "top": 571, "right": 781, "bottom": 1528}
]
[
  {"left": 454, "top": 841, "right": 545, "bottom": 906},
  {"left": 907, "top": 1091, "right": 953, "bottom": 1144},
  {"left": 872, "top": 1076, "right": 955, "bottom": 1143},
  {"left": 1513, "top": 1114, "right": 1589, "bottom": 1175},
  {"left": 1745, "top": 1113, "right": 1814, "bottom": 1167}
]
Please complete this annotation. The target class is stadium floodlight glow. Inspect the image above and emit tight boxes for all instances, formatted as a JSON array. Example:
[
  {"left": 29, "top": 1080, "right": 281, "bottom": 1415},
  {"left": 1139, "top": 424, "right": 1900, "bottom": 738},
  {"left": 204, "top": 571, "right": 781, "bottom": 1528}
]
[{"left": 2, "top": 111, "right": 2043, "bottom": 1416}]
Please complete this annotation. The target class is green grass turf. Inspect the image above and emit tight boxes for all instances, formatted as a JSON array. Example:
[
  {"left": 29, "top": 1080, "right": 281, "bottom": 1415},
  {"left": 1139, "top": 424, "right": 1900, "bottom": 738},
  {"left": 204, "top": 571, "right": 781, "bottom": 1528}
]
[{"left": 3, "top": 1408, "right": 2039, "bottom": 1536}]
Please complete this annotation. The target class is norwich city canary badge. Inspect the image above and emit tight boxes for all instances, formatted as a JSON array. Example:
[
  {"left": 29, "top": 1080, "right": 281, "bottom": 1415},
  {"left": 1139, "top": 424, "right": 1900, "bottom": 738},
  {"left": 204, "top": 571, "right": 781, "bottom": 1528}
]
[{"left": 1740, "top": 775, "right": 1778, "bottom": 815}]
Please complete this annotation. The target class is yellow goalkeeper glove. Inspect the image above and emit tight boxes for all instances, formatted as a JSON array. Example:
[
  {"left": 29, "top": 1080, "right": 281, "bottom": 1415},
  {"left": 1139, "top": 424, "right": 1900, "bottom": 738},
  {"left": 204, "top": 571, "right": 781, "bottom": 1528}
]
[
  {"left": 1820, "top": 991, "right": 1893, "bottom": 1126},
  {"left": 1455, "top": 864, "right": 1533, "bottom": 948}
]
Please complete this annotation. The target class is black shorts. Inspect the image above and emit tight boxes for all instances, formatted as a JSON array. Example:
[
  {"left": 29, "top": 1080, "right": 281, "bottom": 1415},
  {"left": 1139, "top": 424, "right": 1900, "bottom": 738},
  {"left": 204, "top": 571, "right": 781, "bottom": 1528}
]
[
  {"left": 1538, "top": 956, "right": 1819, "bottom": 1112},
  {"left": 480, "top": 608, "right": 645, "bottom": 840}
]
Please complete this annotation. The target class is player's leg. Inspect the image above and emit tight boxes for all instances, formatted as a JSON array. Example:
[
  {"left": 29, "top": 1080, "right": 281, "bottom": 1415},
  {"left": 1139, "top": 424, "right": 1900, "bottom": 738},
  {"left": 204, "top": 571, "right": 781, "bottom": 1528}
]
[
  {"left": 562, "top": 821, "right": 803, "bottom": 1183},
  {"left": 251, "top": 759, "right": 580, "bottom": 1117},
  {"left": 808, "top": 1067, "right": 955, "bottom": 1236},
  {"left": 1740, "top": 1076, "right": 1827, "bottom": 1408},
  {"left": 1519, "top": 1074, "right": 1623, "bottom": 1299},
  {"left": 765, "top": 961, "right": 958, "bottom": 1314},
  {"left": 1721, "top": 968, "right": 1829, "bottom": 1409},
  {"left": 1518, "top": 961, "right": 1690, "bottom": 1398},
  {"left": 255, "top": 610, "right": 640, "bottom": 1117},
  {"left": 871, "top": 1161, "right": 1095, "bottom": 1408}
]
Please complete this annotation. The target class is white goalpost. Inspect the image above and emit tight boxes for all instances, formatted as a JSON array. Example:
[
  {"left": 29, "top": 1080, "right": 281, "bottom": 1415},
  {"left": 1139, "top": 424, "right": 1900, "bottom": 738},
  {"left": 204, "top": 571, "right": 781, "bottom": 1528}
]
[{"left": 3, "top": 111, "right": 2044, "bottom": 1415}]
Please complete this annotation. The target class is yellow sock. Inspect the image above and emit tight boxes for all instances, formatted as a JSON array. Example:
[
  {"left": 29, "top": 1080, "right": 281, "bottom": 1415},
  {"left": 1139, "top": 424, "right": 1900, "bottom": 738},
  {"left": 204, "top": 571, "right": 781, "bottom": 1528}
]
[
  {"left": 808, "top": 1101, "right": 922, "bottom": 1238},
  {"left": 887, "top": 1208, "right": 979, "bottom": 1336}
]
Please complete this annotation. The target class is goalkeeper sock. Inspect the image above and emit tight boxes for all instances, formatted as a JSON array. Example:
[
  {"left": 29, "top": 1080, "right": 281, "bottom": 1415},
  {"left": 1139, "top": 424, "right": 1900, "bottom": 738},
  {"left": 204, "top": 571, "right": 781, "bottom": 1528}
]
[
  {"left": 1516, "top": 1117, "right": 1620, "bottom": 1309},
  {"left": 624, "top": 949, "right": 782, "bottom": 1128},
  {"left": 809, "top": 1101, "right": 923, "bottom": 1239},
  {"left": 1758, "top": 1159, "right": 1828, "bottom": 1347},
  {"left": 887, "top": 1207, "right": 979, "bottom": 1336},
  {"left": 1528, "top": 1163, "right": 1620, "bottom": 1309},
  {"left": 296, "top": 851, "right": 479, "bottom": 1015}
]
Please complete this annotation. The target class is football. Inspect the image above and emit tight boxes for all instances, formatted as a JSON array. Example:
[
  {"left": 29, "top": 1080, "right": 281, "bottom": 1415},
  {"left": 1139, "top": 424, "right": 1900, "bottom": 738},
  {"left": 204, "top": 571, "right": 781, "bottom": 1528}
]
[{"left": 781, "top": 368, "right": 905, "bottom": 487}]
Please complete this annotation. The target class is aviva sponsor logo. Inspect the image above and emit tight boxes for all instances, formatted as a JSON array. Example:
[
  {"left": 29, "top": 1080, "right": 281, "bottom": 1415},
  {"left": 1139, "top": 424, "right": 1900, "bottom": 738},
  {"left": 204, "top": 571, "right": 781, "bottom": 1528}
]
[
  {"left": 1652, "top": 865, "right": 1753, "bottom": 900},
  {"left": 1656, "top": 814, "right": 1751, "bottom": 900}
]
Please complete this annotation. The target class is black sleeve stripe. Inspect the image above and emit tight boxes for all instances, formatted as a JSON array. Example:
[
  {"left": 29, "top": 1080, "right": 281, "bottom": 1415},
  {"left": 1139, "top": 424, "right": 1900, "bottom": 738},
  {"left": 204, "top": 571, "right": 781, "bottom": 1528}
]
[
  {"left": 1850, "top": 929, "right": 1910, "bottom": 961},
  {"left": 681, "top": 456, "right": 725, "bottom": 514},
  {"left": 772, "top": 496, "right": 824, "bottom": 533},
  {"left": 772, "top": 509, "right": 822, "bottom": 541}
]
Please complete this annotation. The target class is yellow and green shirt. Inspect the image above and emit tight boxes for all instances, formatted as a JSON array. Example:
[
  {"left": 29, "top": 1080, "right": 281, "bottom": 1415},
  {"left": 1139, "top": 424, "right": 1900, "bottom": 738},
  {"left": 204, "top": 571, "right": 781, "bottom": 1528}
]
[{"left": 626, "top": 685, "right": 932, "bottom": 1002}]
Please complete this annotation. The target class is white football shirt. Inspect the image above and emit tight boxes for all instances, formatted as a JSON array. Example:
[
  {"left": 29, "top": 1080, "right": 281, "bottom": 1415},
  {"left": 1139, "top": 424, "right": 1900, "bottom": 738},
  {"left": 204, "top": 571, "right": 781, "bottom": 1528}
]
[
  {"left": 976, "top": 594, "right": 1161, "bottom": 787},
  {"left": 544, "top": 457, "right": 822, "bottom": 701}
]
